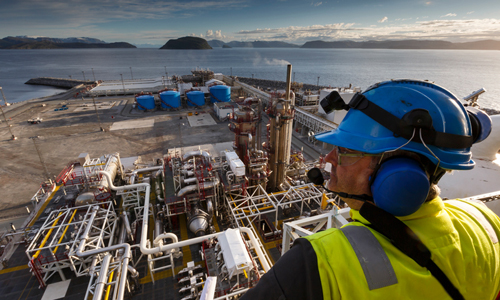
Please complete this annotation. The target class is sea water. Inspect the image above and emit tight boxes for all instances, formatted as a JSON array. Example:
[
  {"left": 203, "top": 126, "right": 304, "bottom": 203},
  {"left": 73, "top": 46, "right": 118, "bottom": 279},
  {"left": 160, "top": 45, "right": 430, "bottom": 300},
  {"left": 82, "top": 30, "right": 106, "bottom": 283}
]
[{"left": 0, "top": 48, "right": 499, "bottom": 110}]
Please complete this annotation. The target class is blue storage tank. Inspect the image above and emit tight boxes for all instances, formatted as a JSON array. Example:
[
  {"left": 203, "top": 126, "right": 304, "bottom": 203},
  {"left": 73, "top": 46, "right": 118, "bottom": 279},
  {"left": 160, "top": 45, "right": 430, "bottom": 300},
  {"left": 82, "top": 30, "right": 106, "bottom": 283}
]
[
  {"left": 160, "top": 91, "right": 180, "bottom": 109},
  {"left": 136, "top": 95, "right": 155, "bottom": 110},
  {"left": 210, "top": 85, "right": 230, "bottom": 103},
  {"left": 186, "top": 91, "right": 205, "bottom": 107}
]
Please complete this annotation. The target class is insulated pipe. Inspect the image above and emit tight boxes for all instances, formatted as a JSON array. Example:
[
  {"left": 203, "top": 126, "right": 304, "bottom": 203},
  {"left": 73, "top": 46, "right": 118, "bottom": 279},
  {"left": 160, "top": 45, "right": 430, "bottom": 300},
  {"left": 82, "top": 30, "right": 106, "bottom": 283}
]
[
  {"left": 76, "top": 239, "right": 130, "bottom": 300},
  {"left": 129, "top": 166, "right": 163, "bottom": 184},
  {"left": 177, "top": 177, "right": 220, "bottom": 197},
  {"left": 94, "top": 254, "right": 112, "bottom": 300},
  {"left": 122, "top": 211, "right": 133, "bottom": 242},
  {"left": 100, "top": 171, "right": 178, "bottom": 255},
  {"left": 154, "top": 219, "right": 164, "bottom": 257},
  {"left": 177, "top": 184, "right": 198, "bottom": 197},
  {"left": 100, "top": 171, "right": 270, "bottom": 272},
  {"left": 182, "top": 150, "right": 212, "bottom": 162},
  {"left": 183, "top": 177, "right": 197, "bottom": 185},
  {"left": 98, "top": 155, "right": 120, "bottom": 189},
  {"left": 127, "top": 264, "right": 139, "bottom": 278}
]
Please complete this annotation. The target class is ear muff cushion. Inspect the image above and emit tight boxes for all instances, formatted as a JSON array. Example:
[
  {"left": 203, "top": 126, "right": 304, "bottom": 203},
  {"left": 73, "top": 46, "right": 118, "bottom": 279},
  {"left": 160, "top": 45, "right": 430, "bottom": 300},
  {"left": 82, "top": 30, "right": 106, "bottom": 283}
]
[{"left": 371, "top": 157, "right": 430, "bottom": 216}]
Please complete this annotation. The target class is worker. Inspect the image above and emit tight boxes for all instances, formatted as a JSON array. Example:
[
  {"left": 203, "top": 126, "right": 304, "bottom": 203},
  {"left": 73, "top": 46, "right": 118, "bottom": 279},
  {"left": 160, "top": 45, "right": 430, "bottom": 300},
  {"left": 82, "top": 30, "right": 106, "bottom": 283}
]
[{"left": 241, "top": 80, "right": 500, "bottom": 300}]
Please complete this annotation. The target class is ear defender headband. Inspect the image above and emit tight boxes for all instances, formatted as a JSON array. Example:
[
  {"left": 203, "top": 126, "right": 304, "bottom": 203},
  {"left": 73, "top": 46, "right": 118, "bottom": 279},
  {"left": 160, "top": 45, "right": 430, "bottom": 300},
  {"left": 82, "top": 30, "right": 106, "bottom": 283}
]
[{"left": 369, "top": 157, "right": 430, "bottom": 216}]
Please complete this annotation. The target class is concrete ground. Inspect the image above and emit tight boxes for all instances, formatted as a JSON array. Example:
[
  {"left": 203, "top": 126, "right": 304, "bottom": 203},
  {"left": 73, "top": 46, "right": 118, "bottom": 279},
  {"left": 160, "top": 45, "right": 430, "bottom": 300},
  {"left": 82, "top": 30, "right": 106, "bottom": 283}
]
[{"left": 0, "top": 95, "right": 235, "bottom": 221}]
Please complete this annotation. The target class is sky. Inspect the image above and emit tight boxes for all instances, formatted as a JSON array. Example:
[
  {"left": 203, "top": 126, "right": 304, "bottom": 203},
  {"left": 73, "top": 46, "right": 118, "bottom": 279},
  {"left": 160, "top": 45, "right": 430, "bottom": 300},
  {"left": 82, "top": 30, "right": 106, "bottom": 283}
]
[{"left": 0, "top": 0, "right": 499, "bottom": 47}]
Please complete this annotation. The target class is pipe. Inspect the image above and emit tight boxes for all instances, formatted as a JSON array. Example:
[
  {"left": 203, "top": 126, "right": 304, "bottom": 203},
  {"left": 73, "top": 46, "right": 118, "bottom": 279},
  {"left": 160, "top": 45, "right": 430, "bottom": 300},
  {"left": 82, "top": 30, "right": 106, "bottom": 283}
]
[
  {"left": 154, "top": 219, "right": 164, "bottom": 257},
  {"left": 100, "top": 171, "right": 170, "bottom": 255},
  {"left": 182, "top": 150, "right": 212, "bottom": 162},
  {"left": 177, "top": 184, "right": 198, "bottom": 197},
  {"left": 127, "top": 264, "right": 139, "bottom": 278},
  {"left": 239, "top": 227, "right": 271, "bottom": 272},
  {"left": 122, "top": 211, "right": 133, "bottom": 242},
  {"left": 94, "top": 254, "right": 112, "bottom": 300},
  {"left": 117, "top": 219, "right": 127, "bottom": 257},
  {"left": 99, "top": 171, "right": 270, "bottom": 273},
  {"left": 76, "top": 238, "right": 130, "bottom": 300},
  {"left": 129, "top": 166, "right": 163, "bottom": 184},
  {"left": 98, "top": 154, "right": 121, "bottom": 189},
  {"left": 183, "top": 177, "right": 197, "bottom": 185},
  {"left": 177, "top": 177, "right": 220, "bottom": 197}
]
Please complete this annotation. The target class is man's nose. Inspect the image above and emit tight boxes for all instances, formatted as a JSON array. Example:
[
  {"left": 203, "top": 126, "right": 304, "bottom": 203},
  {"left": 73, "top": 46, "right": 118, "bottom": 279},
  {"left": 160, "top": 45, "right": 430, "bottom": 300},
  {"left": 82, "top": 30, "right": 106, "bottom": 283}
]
[{"left": 325, "top": 148, "right": 337, "bottom": 166}]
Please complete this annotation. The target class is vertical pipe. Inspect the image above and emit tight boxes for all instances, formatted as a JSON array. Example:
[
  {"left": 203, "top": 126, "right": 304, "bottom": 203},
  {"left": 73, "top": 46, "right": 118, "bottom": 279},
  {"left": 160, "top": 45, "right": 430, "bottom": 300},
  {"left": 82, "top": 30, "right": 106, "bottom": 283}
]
[
  {"left": 285, "top": 65, "right": 292, "bottom": 101},
  {"left": 123, "top": 211, "right": 133, "bottom": 242},
  {"left": 94, "top": 254, "right": 112, "bottom": 300}
]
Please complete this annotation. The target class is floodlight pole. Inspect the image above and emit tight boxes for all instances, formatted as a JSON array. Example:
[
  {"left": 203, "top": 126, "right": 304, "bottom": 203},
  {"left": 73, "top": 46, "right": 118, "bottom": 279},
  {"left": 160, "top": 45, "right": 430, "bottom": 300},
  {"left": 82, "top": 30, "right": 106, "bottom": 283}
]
[
  {"left": 82, "top": 71, "right": 86, "bottom": 81},
  {"left": 0, "top": 87, "right": 10, "bottom": 106},
  {"left": 120, "top": 74, "right": 125, "bottom": 94},
  {"left": 0, "top": 102, "right": 16, "bottom": 140},
  {"left": 30, "top": 136, "right": 50, "bottom": 180},
  {"left": 91, "top": 94, "right": 104, "bottom": 131}
]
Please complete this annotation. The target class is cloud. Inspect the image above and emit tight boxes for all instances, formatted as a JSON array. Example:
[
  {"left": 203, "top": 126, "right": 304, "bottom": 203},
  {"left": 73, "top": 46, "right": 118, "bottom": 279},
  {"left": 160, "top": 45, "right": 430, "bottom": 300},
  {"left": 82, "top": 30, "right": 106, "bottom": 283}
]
[
  {"left": 378, "top": 17, "right": 388, "bottom": 23},
  {"left": 0, "top": 0, "right": 248, "bottom": 30},
  {"left": 467, "top": 11, "right": 474, "bottom": 15},
  {"left": 235, "top": 18, "right": 500, "bottom": 44},
  {"left": 441, "top": 13, "right": 457, "bottom": 17},
  {"left": 311, "top": 2, "right": 322, "bottom": 7},
  {"left": 425, "top": 1, "right": 432, "bottom": 5},
  {"left": 206, "top": 30, "right": 225, "bottom": 39}
]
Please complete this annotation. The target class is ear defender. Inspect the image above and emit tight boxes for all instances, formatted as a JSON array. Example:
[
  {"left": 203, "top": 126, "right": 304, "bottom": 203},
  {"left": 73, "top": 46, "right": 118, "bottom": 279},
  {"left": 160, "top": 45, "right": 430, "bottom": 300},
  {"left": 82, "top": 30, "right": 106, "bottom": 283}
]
[
  {"left": 466, "top": 106, "right": 492, "bottom": 143},
  {"left": 370, "top": 157, "right": 430, "bottom": 216}
]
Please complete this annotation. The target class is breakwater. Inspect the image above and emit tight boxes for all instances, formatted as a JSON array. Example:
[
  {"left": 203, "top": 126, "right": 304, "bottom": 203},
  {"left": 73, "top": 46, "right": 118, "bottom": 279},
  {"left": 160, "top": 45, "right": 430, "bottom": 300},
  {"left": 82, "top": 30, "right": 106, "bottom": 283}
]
[{"left": 25, "top": 77, "right": 95, "bottom": 88}]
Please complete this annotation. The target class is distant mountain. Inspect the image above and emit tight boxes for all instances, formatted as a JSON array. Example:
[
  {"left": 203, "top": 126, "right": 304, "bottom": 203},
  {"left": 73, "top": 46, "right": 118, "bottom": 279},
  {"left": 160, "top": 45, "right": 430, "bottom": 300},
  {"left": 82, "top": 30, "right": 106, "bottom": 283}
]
[
  {"left": 15, "top": 36, "right": 106, "bottom": 44},
  {"left": 160, "top": 37, "right": 212, "bottom": 49},
  {"left": 301, "top": 39, "right": 500, "bottom": 50},
  {"left": 208, "top": 39, "right": 226, "bottom": 47},
  {"left": 208, "top": 40, "right": 299, "bottom": 48},
  {"left": 226, "top": 41, "right": 299, "bottom": 48},
  {"left": 0, "top": 36, "right": 135, "bottom": 49}
]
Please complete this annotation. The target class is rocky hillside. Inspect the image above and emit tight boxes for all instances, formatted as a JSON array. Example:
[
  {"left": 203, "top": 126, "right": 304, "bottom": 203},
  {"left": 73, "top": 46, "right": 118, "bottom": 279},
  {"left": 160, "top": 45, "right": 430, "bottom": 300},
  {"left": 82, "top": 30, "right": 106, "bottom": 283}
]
[{"left": 160, "top": 37, "right": 212, "bottom": 49}]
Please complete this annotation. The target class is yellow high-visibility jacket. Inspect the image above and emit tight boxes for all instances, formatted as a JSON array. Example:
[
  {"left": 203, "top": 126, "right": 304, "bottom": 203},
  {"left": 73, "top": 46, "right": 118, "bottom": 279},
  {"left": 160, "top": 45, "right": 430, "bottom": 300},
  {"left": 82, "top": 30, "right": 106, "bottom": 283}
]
[{"left": 242, "top": 198, "right": 500, "bottom": 299}]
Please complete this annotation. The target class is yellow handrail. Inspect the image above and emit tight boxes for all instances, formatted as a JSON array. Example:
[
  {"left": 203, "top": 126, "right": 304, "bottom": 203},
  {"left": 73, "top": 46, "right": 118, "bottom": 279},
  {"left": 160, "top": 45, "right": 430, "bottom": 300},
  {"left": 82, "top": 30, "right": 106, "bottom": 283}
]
[
  {"left": 52, "top": 209, "right": 77, "bottom": 254},
  {"left": 104, "top": 271, "right": 114, "bottom": 300},
  {"left": 33, "top": 211, "right": 63, "bottom": 259}
]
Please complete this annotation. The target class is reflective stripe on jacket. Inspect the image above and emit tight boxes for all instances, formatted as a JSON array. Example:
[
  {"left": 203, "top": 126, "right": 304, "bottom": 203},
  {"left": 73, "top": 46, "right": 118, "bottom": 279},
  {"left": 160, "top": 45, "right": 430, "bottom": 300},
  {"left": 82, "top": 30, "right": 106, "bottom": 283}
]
[{"left": 304, "top": 197, "right": 500, "bottom": 300}]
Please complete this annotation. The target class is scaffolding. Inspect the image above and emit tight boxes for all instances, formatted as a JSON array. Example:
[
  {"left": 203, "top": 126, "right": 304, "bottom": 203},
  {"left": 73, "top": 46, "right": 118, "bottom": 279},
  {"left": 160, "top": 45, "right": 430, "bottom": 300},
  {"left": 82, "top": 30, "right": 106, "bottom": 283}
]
[{"left": 26, "top": 202, "right": 118, "bottom": 288}]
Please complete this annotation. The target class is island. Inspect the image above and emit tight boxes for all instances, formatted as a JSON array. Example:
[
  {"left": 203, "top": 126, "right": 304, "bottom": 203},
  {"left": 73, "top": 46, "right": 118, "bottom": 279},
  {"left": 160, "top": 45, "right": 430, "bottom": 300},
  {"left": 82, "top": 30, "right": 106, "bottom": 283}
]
[
  {"left": 301, "top": 39, "right": 500, "bottom": 50},
  {"left": 160, "top": 37, "right": 212, "bottom": 50},
  {"left": 0, "top": 36, "right": 136, "bottom": 49}
]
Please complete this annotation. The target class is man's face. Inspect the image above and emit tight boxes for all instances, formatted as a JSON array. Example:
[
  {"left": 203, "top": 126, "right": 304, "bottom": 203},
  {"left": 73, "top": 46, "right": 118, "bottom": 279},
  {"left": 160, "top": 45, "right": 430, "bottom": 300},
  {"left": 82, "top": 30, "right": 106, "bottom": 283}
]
[{"left": 324, "top": 146, "right": 376, "bottom": 200}]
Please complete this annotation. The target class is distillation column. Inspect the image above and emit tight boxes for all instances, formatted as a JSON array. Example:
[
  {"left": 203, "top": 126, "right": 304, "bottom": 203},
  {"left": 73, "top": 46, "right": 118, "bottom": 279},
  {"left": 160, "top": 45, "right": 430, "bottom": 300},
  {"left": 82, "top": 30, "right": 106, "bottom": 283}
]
[{"left": 268, "top": 65, "right": 295, "bottom": 191}]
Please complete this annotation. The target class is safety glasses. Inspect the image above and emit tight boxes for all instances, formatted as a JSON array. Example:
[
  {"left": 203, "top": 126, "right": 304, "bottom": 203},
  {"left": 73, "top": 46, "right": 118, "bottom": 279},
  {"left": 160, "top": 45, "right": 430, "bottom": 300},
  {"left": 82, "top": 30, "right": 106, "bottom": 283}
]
[{"left": 333, "top": 146, "right": 381, "bottom": 166}]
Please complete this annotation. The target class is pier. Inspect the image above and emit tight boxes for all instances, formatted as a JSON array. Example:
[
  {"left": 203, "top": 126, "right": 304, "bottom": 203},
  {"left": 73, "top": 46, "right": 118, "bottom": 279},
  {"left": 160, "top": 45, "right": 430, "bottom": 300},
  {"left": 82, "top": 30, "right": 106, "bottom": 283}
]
[{"left": 25, "top": 77, "right": 96, "bottom": 88}]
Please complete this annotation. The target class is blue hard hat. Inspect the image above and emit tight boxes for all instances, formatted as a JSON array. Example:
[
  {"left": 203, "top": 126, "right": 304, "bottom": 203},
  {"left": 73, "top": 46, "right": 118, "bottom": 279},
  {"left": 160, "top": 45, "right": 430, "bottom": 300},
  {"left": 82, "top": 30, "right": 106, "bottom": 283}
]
[{"left": 316, "top": 80, "right": 491, "bottom": 170}]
